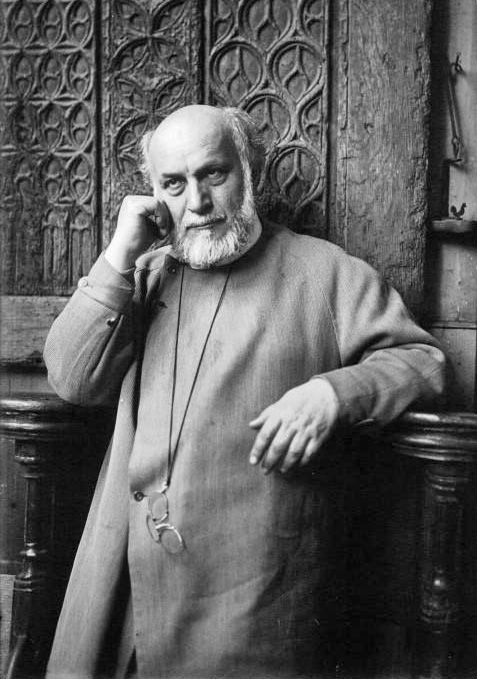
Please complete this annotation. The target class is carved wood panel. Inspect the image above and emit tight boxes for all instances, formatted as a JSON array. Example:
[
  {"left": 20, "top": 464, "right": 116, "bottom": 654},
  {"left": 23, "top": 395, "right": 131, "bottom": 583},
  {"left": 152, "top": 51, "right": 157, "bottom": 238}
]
[
  {"left": 1, "top": 0, "right": 98, "bottom": 295},
  {"left": 206, "top": 0, "right": 330, "bottom": 236}
]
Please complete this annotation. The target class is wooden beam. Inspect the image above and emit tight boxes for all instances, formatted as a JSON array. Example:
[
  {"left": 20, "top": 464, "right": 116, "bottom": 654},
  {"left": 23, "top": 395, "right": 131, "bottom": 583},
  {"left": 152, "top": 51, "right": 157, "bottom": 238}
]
[{"left": 334, "top": 0, "right": 432, "bottom": 315}]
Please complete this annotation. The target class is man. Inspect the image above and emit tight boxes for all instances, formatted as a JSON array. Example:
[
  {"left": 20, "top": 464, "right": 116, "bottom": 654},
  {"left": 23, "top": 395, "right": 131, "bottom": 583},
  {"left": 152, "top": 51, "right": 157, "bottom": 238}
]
[{"left": 44, "top": 105, "right": 445, "bottom": 679}]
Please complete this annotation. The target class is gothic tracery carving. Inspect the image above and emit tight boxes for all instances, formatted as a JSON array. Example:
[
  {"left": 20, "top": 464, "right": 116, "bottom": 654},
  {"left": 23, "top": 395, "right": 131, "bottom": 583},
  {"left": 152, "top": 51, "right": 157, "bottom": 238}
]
[{"left": 1, "top": 0, "right": 96, "bottom": 293}]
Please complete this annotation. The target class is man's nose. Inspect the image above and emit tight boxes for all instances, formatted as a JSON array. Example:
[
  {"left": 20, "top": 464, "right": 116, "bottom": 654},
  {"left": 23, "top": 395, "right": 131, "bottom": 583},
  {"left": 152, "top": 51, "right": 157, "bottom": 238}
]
[{"left": 186, "top": 179, "right": 212, "bottom": 214}]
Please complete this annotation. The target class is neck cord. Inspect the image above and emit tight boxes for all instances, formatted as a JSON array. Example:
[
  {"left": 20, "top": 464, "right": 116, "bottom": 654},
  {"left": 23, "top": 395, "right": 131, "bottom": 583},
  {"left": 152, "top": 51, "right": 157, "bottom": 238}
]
[{"left": 164, "top": 264, "right": 232, "bottom": 490}]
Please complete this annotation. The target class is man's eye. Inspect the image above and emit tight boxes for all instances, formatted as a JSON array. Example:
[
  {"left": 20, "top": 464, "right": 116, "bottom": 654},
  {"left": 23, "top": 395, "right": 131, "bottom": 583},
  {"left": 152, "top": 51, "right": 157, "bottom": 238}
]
[
  {"left": 207, "top": 169, "right": 226, "bottom": 183},
  {"left": 164, "top": 179, "right": 184, "bottom": 193}
]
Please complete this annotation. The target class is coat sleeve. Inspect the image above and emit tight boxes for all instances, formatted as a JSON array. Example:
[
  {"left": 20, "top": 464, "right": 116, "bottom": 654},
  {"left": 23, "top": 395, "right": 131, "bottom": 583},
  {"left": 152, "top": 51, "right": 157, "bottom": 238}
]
[
  {"left": 315, "top": 246, "right": 446, "bottom": 427},
  {"left": 44, "top": 254, "right": 147, "bottom": 406}
]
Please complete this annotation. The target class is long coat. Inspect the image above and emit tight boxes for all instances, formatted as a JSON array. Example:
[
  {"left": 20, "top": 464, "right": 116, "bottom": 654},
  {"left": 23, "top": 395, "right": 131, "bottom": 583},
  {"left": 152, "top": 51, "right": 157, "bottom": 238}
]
[{"left": 44, "top": 225, "right": 445, "bottom": 678}]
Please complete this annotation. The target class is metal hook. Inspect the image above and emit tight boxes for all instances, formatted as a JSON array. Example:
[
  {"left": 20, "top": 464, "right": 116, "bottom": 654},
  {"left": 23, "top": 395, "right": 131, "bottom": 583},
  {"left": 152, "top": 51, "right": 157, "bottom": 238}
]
[{"left": 447, "top": 53, "right": 464, "bottom": 162}]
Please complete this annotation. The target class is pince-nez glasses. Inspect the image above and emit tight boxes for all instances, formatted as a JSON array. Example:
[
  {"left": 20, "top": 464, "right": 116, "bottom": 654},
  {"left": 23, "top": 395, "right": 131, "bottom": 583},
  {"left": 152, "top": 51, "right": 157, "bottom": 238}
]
[{"left": 146, "top": 490, "right": 185, "bottom": 554}]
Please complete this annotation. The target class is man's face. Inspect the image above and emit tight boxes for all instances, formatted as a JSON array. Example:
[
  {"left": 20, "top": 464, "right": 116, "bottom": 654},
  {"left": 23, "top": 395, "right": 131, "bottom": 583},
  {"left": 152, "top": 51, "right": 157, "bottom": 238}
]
[{"left": 149, "top": 112, "right": 256, "bottom": 268}]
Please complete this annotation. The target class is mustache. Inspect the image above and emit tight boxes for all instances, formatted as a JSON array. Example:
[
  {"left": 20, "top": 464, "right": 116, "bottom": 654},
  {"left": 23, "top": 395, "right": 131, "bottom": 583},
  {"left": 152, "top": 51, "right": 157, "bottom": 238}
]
[{"left": 181, "top": 215, "right": 226, "bottom": 230}]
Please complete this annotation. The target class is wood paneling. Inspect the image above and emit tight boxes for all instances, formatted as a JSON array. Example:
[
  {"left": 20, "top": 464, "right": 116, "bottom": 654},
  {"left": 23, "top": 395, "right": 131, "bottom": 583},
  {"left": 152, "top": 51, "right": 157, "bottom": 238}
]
[
  {"left": 429, "top": 326, "right": 476, "bottom": 411},
  {"left": 425, "top": 237, "right": 477, "bottom": 326},
  {"left": 424, "top": 235, "right": 477, "bottom": 410}
]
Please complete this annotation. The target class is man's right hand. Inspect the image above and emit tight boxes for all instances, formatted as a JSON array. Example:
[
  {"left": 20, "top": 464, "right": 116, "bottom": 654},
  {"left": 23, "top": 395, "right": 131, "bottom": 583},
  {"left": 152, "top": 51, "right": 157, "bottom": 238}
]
[{"left": 105, "top": 195, "right": 172, "bottom": 271}]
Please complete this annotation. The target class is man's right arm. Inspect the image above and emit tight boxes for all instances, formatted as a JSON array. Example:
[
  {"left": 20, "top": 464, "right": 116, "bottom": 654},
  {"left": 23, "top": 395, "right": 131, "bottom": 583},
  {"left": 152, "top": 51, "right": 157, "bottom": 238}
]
[
  {"left": 44, "top": 253, "right": 139, "bottom": 406},
  {"left": 44, "top": 195, "right": 170, "bottom": 406}
]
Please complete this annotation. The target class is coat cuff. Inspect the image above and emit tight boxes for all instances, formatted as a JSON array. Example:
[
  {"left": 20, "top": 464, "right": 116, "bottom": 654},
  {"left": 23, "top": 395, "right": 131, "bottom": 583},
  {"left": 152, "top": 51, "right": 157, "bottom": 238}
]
[
  {"left": 76, "top": 253, "right": 135, "bottom": 313},
  {"left": 318, "top": 370, "right": 374, "bottom": 428}
]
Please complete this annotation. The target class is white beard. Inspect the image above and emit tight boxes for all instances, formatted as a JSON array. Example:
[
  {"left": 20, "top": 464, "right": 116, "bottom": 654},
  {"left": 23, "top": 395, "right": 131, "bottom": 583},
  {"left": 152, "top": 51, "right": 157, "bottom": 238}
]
[{"left": 171, "top": 182, "right": 257, "bottom": 269}]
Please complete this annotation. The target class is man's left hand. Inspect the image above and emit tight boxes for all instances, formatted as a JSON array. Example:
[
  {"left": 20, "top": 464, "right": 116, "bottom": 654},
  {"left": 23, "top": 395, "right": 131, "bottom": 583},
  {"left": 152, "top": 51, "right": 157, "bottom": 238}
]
[{"left": 249, "top": 379, "right": 339, "bottom": 474}]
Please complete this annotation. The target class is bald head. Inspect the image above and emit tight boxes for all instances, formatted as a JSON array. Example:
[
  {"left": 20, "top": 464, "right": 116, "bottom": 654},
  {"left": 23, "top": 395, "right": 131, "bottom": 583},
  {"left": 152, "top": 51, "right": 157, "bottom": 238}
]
[{"left": 153, "top": 105, "right": 229, "bottom": 143}]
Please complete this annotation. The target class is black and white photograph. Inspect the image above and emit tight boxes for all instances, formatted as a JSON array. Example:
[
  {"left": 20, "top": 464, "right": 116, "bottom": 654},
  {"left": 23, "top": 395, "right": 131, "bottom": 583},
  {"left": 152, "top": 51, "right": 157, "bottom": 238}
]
[{"left": 0, "top": 1, "right": 476, "bottom": 678}]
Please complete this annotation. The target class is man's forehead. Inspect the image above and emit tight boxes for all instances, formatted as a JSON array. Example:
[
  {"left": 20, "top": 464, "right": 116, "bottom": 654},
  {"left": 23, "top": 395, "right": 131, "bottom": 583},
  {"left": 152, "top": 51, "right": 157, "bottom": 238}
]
[
  {"left": 149, "top": 111, "right": 237, "bottom": 174},
  {"left": 152, "top": 122, "right": 230, "bottom": 154}
]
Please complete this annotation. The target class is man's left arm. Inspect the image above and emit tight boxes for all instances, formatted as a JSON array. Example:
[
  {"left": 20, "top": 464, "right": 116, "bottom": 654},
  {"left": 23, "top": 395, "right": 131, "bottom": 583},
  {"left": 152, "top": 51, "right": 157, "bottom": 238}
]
[{"left": 250, "top": 249, "right": 445, "bottom": 473}]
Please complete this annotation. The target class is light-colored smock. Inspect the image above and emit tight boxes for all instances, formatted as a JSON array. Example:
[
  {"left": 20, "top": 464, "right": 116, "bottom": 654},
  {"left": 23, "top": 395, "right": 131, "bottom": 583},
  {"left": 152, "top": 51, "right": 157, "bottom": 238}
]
[{"left": 44, "top": 225, "right": 445, "bottom": 678}]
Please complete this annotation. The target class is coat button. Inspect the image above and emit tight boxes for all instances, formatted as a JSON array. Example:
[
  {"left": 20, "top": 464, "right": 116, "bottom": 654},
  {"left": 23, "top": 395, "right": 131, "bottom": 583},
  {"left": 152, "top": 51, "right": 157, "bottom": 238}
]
[
  {"left": 167, "top": 264, "right": 177, "bottom": 274},
  {"left": 106, "top": 317, "right": 118, "bottom": 327},
  {"left": 77, "top": 277, "right": 88, "bottom": 288},
  {"left": 133, "top": 491, "right": 145, "bottom": 502}
]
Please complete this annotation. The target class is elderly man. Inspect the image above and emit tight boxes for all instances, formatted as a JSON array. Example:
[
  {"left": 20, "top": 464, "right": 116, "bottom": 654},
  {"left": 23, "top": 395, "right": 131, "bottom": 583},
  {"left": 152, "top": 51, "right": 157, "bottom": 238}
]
[{"left": 44, "top": 105, "right": 445, "bottom": 679}]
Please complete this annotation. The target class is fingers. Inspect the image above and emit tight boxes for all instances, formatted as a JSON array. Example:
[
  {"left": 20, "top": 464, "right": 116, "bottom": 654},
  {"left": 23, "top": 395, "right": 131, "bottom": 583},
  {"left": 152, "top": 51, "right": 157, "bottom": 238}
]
[
  {"left": 298, "top": 437, "right": 321, "bottom": 467},
  {"left": 257, "top": 425, "right": 297, "bottom": 474},
  {"left": 249, "top": 417, "right": 281, "bottom": 466},
  {"left": 249, "top": 419, "right": 329, "bottom": 474},
  {"left": 279, "top": 431, "right": 310, "bottom": 473},
  {"left": 152, "top": 201, "right": 173, "bottom": 239},
  {"left": 121, "top": 194, "right": 162, "bottom": 217},
  {"left": 108, "top": 195, "right": 168, "bottom": 269},
  {"left": 248, "top": 380, "right": 340, "bottom": 475}
]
